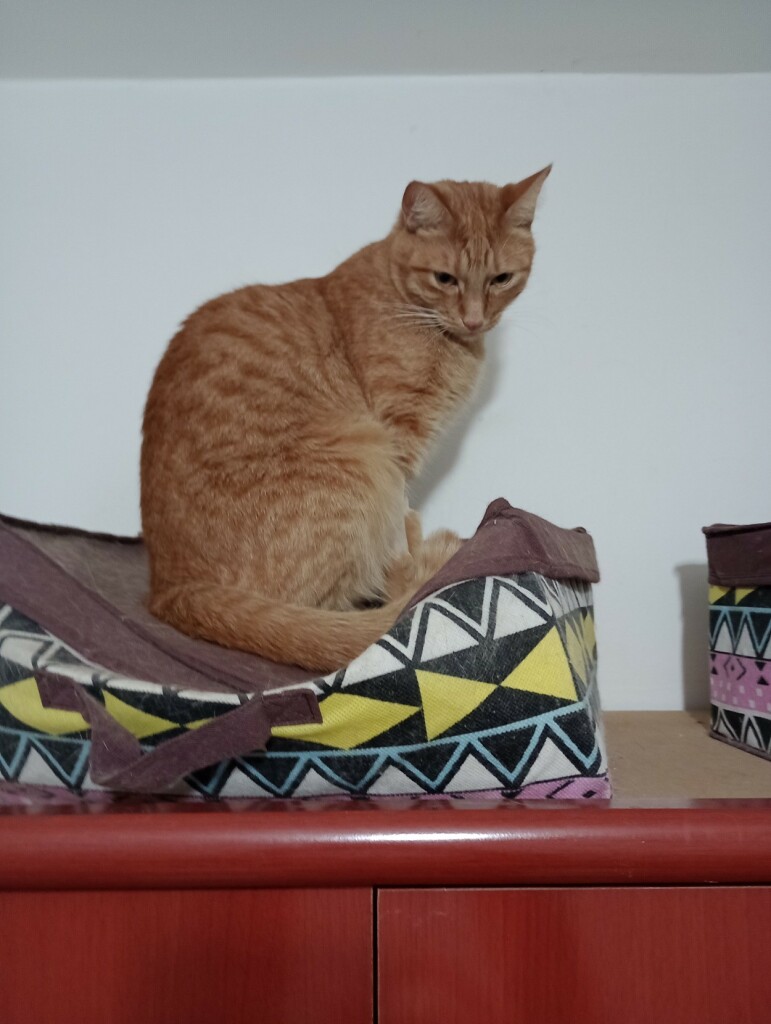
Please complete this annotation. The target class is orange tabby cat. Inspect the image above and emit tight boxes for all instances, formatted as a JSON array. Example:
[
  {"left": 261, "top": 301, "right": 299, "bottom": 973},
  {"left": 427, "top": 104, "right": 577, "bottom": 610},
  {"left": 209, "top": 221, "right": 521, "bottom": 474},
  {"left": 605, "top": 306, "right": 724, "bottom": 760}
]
[{"left": 141, "top": 168, "right": 550, "bottom": 671}]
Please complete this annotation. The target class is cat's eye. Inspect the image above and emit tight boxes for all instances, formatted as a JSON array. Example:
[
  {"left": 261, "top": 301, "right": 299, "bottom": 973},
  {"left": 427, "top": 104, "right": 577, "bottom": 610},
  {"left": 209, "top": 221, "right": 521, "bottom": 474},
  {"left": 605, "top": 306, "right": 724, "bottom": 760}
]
[
  {"left": 491, "top": 273, "right": 513, "bottom": 286},
  {"left": 434, "top": 272, "right": 457, "bottom": 287}
]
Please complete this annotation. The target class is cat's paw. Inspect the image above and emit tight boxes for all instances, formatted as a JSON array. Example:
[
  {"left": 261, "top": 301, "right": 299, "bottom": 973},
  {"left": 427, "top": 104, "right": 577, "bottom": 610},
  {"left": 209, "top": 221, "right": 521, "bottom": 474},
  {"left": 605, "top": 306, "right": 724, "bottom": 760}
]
[{"left": 417, "top": 529, "right": 463, "bottom": 577}]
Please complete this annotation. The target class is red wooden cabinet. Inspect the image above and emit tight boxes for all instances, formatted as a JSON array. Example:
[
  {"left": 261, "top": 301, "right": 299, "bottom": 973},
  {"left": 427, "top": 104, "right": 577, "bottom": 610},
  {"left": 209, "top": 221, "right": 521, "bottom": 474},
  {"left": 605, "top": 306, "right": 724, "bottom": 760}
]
[
  {"left": 0, "top": 888, "right": 373, "bottom": 1024},
  {"left": 1, "top": 802, "right": 770, "bottom": 1024},
  {"left": 2, "top": 707, "right": 771, "bottom": 1024},
  {"left": 378, "top": 887, "right": 771, "bottom": 1024}
]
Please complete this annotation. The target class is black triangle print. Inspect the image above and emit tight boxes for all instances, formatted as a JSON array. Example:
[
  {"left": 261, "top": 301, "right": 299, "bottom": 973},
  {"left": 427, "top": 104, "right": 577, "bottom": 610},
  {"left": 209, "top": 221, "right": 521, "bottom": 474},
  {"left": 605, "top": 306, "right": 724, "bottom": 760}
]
[
  {"left": 111, "top": 688, "right": 237, "bottom": 728},
  {"left": 318, "top": 752, "right": 381, "bottom": 788},
  {"left": 239, "top": 752, "right": 300, "bottom": 792},
  {"left": 30, "top": 737, "right": 86, "bottom": 787},
  {"left": 709, "top": 609, "right": 721, "bottom": 642},
  {"left": 744, "top": 589, "right": 771, "bottom": 609},
  {"left": 436, "top": 687, "right": 571, "bottom": 743},
  {"left": 0, "top": 608, "right": 48, "bottom": 634},
  {"left": 397, "top": 742, "right": 462, "bottom": 786},
  {"left": 481, "top": 625, "right": 555, "bottom": 684},
  {"left": 0, "top": 731, "right": 25, "bottom": 778},
  {"left": 268, "top": 734, "right": 332, "bottom": 753},
  {"left": 187, "top": 759, "right": 233, "bottom": 796},
  {"left": 0, "top": 657, "right": 37, "bottom": 687},
  {"left": 412, "top": 621, "right": 550, "bottom": 687},
  {"left": 723, "top": 708, "right": 745, "bottom": 741},
  {"left": 343, "top": 671, "right": 422, "bottom": 707},
  {"left": 358, "top": 710, "right": 427, "bottom": 749},
  {"left": 542, "top": 723, "right": 594, "bottom": 771},
  {"left": 479, "top": 723, "right": 540, "bottom": 776},
  {"left": 710, "top": 703, "right": 718, "bottom": 729},
  {"left": 726, "top": 610, "right": 745, "bottom": 646},
  {"left": 742, "top": 718, "right": 764, "bottom": 750},
  {"left": 0, "top": 703, "right": 34, "bottom": 735},
  {"left": 585, "top": 746, "right": 604, "bottom": 775},
  {"left": 755, "top": 716, "right": 771, "bottom": 751},
  {"left": 749, "top": 614, "right": 771, "bottom": 655},
  {"left": 557, "top": 708, "right": 599, "bottom": 759},
  {"left": 427, "top": 578, "right": 488, "bottom": 631},
  {"left": 383, "top": 610, "right": 421, "bottom": 655},
  {"left": 500, "top": 572, "right": 548, "bottom": 605}
]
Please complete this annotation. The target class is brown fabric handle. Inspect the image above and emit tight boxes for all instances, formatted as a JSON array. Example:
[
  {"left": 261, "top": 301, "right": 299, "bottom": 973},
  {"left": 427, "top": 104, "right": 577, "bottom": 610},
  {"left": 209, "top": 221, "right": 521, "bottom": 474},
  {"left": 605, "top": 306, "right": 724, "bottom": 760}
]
[{"left": 35, "top": 670, "right": 320, "bottom": 794}]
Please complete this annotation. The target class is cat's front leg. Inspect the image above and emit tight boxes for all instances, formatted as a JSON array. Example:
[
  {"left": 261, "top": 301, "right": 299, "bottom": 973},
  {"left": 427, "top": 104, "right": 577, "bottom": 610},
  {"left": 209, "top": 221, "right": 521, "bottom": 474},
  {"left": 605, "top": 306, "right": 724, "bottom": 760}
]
[{"left": 404, "top": 508, "right": 423, "bottom": 557}]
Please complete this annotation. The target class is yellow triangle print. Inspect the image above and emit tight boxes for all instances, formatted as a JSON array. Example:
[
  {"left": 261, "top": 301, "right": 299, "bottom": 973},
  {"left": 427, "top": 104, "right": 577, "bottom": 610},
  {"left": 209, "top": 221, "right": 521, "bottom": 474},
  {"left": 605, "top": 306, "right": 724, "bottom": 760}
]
[
  {"left": 709, "top": 586, "right": 731, "bottom": 604},
  {"left": 735, "top": 588, "right": 756, "bottom": 604},
  {"left": 563, "top": 621, "right": 587, "bottom": 684},
  {"left": 415, "top": 671, "right": 497, "bottom": 740},
  {"left": 501, "top": 627, "right": 578, "bottom": 701},
  {"left": 102, "top": 690, "right": 176, "bottom": 739},
  {"left": 0, "top": 677, "right": 89, "bottom": 736},
  {"left": 271, "top": 692, "right": 419, "bottom": 750},
  {"left": 582, "top": 612, "right": 596, "bottom": 657}
]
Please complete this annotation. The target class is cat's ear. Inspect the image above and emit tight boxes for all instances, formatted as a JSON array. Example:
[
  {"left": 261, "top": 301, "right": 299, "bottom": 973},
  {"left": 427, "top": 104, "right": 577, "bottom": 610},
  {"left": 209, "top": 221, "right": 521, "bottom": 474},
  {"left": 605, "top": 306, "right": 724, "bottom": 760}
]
[
  {"left": 401, "top": 181, "right": 451, "bottom": 232},
  {"left": 501, "top": 165, "right": 552, "bottom": 230}
]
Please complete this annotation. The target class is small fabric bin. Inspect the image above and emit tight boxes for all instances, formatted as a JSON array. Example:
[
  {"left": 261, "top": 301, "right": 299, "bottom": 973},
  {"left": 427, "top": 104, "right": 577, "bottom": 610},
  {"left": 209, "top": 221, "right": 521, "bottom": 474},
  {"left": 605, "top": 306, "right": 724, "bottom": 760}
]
[{"left": 704, "top": 520, "right": 771, "bottom": 760}]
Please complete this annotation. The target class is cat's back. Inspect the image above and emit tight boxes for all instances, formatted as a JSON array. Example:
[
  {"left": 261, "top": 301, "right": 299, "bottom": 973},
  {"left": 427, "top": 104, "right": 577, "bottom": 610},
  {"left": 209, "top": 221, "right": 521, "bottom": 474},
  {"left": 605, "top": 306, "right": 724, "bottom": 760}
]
[
  {"left": 151, "top": 278, "right": 329, "bottom": 386},
  {"left": 146, "top": 278, "right": 347, "bottom": 429}
]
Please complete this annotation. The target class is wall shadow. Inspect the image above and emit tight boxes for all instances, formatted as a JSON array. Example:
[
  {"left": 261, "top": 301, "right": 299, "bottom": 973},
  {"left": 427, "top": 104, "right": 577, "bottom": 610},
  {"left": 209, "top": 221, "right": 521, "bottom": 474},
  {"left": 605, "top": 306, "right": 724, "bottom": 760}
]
[
  {"left": 675, "top": 563, "right": 710, "bottom": 711},
  {"left": 409, "top": 325, "right": 505, "bottom": 512}
]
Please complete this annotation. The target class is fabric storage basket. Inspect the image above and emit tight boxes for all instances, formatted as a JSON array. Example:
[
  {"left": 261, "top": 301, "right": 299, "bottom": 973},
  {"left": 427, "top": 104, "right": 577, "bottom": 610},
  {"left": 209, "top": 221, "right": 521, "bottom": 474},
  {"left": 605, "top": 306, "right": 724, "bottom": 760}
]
[
  {"left": 704, "top": 521, "right": 771, "bottom": 760},
  {"left": 0, "top": 499, "right": 610, "bottom": 801}
]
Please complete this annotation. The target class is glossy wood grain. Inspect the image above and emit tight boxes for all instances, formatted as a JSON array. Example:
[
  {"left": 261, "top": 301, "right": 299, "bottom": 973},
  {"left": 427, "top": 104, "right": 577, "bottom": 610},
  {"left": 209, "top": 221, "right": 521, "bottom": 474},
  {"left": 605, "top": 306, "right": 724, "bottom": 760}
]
[
  {"left": 378, "top": 887, "right": 771, "bottom": 1024},
  {"left": 0, "top": 888, "right": 372, "bottom": 1024},
  {"left": 1, "top": 803, "right": 770, "bottom": 890}
]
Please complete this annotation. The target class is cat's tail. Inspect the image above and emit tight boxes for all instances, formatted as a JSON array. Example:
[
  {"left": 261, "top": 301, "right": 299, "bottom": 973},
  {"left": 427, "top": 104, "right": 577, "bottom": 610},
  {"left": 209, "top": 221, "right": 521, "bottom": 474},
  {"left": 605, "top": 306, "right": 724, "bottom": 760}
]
[{"left": 149, "top": 583, "right": 408, "bottom": 674}]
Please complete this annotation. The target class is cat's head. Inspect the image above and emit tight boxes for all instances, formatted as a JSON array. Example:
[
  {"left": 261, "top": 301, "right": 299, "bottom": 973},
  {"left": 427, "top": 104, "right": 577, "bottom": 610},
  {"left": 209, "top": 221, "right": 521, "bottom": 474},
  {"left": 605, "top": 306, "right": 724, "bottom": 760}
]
[{"left": 391, "top": 168, "right": 550, "bottom": 341}]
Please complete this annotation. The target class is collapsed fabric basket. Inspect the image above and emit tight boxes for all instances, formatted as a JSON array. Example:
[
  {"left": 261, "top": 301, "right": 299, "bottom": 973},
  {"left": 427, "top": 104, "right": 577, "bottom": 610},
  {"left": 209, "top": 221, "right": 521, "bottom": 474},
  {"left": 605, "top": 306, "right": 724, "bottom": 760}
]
[
  {"left": 0, "top": 499, "right": 609, "bottom": 800},
  {"left": 704, "top": 520, "right": 771, "bottom": 761}
]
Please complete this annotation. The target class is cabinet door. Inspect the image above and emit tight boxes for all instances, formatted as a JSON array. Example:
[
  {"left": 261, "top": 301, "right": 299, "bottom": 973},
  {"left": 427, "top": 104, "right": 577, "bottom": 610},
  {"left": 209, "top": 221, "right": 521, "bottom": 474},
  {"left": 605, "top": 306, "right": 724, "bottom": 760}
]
[
  {"left": 0, "top": 888, "right": 372, "bottom": 1024},
  {"left": 378, "top": 887, "right": 770, "bottom": 1024}
]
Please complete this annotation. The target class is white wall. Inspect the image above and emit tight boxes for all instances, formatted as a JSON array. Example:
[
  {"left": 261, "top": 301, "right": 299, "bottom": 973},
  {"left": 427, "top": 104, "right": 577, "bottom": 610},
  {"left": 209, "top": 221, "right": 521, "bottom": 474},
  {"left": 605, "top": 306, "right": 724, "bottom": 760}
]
[
  {"left": 4, "top": 0, "right": 771, "bottom": 76},
  {"left": 1, "top": 74, "right": 770, "bottom": 710}
]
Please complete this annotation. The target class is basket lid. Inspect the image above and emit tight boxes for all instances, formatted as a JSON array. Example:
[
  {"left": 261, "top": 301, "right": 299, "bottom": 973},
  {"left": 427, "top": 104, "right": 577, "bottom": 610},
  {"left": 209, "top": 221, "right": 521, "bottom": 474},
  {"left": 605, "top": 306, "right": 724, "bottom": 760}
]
[{"left": 703, "top": 520, "right": 771, "bottom": 586}]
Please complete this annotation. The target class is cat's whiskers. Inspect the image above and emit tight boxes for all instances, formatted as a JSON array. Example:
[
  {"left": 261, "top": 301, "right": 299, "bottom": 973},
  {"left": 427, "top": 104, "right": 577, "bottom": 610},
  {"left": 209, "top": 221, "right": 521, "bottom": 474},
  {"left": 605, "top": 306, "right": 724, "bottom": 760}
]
[{"left": 378, "top": 303, "right": 445, "bottom": 333}]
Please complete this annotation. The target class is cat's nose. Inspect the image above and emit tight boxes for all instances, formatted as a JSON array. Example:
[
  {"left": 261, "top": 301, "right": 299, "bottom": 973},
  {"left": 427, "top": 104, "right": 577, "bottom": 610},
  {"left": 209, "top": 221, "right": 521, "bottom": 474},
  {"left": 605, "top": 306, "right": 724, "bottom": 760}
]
[{"left": 462, "top": 318, "right": 483, "bottom": 332}]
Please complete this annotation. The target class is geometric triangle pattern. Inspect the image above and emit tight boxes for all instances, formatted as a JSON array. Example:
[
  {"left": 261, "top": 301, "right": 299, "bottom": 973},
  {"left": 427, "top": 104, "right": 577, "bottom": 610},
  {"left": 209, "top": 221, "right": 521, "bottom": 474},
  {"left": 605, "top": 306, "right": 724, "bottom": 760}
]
[
  {"left": 0, "top": 677, "right": 90, "bottom": 736},
  {"left": 500, "top": 627, "right": 578, "bottom": 701},
  {"left": 101, "top": 691, "right": 179, "bottom": 740},
  {"left": 709, "top": 584, "right": 771, "bottom": 762},
  {"left": 415, "top": 671, "right": 497, "bottom": 739},
  {"left": 0, "top": 569, "right": 610, "bottom": 800},
  {"left": 271, "top": 691, "right": 419, "bottom": 750}
]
